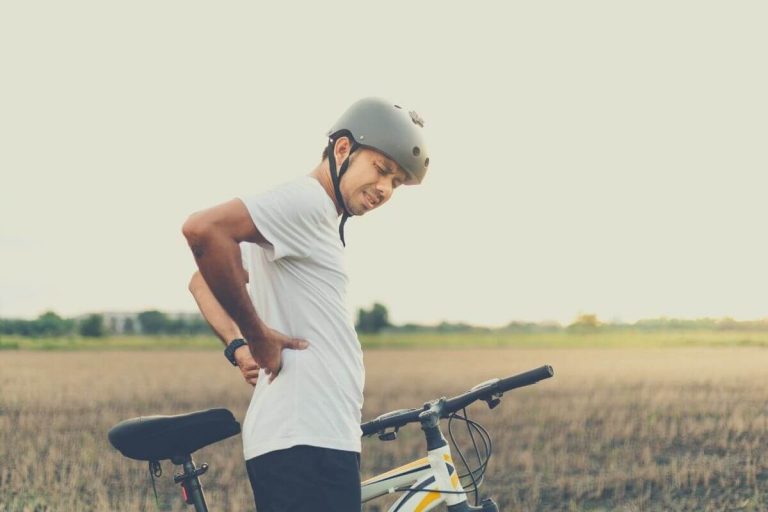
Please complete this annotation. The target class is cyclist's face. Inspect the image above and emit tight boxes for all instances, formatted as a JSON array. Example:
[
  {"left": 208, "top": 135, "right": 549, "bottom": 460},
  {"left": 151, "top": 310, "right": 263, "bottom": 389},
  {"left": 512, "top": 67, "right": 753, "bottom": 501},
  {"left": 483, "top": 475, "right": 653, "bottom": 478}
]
[{"left": 338, "top": 146, "right": 409, "bottom": 216}]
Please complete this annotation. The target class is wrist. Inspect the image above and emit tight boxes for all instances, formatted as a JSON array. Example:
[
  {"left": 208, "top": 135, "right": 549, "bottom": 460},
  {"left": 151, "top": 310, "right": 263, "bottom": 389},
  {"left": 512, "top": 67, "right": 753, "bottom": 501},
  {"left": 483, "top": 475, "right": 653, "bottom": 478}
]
[
  {"left": 224, "top": 338, "right": 247, "bottom": 366},
  {"left": 233, "top": 344, "right": 251, "bottom": 362}
]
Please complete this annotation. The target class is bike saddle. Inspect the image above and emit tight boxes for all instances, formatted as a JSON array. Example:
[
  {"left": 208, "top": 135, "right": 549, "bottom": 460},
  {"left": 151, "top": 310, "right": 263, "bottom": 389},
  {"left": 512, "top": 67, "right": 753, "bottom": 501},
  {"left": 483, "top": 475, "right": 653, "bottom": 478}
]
[{"left": 108, "top": 408, "right": 241, "bottom": 462}]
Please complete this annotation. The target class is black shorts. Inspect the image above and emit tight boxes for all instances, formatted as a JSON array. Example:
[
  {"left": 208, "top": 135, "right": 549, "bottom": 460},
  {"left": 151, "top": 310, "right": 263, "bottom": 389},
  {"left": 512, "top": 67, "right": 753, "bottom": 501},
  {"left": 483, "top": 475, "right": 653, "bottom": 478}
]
[{"left": 245, "top": 445, "right": 361, "bottom": 512}]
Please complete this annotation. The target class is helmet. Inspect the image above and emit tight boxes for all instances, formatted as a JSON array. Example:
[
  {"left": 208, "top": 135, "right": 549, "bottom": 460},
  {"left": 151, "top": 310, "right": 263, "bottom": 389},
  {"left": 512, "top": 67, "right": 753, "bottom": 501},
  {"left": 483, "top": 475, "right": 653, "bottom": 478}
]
[
  {"left": 328, "top": 97, "right": 430, "bottom": 184},
  {"left": 326, "top": 97, "right": 430, "bottom": 246}
]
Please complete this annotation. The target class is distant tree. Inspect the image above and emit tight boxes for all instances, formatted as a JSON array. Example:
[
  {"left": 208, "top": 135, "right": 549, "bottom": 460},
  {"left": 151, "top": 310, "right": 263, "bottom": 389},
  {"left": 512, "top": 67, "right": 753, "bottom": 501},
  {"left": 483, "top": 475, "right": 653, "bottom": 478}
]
[
  {"left": 123, "top": 317, "right": 136, "bottom": 335},
  {"left": 504, "top": 321, "right": 537, "bottom": 332},
  {"left": 394, "top": 323, "right": 430, "bottom": 333},
  {"left": 7, "top": 319, "right": 32, "bottom": 336},
  {"left": 0, "top": 318, "right": 17, "bottom": 335},
  {"left": 35, "top": 311, "right": 74, "bottom": 337},
  {"left": 436, "top": 321, "right": 476, "bottom": 333},
  {"left": 356, "top": 303, "right": 391, "bottom": 333},
  {"left": 79, "top": 314, "right": 105, "bottom": 337},
  {"left": 167, "top": 317, "right": 188, "bottom": 335},
  {"left": 568, "top": 314, "right": 600, "bottom": 331},
  {"left": 187, "top": 315, "right": 213, "bottom": 335},
  {"left": 0, "top": 312, "right": 75, "bottom": 337},
  {"left": 138, "top": 310, "right": 169, "bottom": 335}
]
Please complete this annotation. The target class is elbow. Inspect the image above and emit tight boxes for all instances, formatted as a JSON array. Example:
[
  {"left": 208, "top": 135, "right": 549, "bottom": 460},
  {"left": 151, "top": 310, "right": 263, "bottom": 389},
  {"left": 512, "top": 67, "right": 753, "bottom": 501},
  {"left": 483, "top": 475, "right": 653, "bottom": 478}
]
[
  {"left": 182, "top": 212, "right": 205, "bottom": 243},
  {"left": 182, "top": 212, "right": 214, "bottom": 254},
  {"left": 188, "top": 271, "right": 203, "bottom": 294}
]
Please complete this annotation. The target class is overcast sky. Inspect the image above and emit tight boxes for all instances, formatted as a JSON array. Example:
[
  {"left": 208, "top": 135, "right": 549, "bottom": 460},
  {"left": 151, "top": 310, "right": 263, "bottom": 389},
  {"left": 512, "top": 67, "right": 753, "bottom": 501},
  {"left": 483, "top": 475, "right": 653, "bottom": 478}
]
[{"left": 2, "top": 2, "right": 766, "bottom": 326}]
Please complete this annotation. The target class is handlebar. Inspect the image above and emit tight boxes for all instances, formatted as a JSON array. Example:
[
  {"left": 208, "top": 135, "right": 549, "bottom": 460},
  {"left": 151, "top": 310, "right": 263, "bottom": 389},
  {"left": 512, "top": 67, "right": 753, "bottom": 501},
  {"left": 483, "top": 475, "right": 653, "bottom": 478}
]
[{"left": 360, "top": 364, "right": 554, "bottom": 437}]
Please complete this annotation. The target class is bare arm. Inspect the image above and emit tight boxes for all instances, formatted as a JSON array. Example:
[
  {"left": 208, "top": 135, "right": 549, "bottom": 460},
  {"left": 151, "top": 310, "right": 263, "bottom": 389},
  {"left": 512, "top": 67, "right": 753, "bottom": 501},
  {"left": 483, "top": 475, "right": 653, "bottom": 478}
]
[
  {"left": 189, "top": 270, "right": 245, "bottom": 346},
  {"left": 182, "top": 199, "right": 267, "bottom": 339},
  {"left": 189, "top": 270, "right": 261, "bottom": 386},
  {"left": 182, "top": 198, "right": 307, "bottom": 380}
]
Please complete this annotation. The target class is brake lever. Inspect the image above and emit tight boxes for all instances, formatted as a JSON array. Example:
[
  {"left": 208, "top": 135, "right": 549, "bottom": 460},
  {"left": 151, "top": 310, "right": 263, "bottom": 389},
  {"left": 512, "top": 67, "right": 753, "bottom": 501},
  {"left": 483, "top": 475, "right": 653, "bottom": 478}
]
[
  {"left": 470, "top": 378, "right": 502, "bottom": 410},
  {"left": 378, "top": 427, "right": 399, "bottom": 441}
]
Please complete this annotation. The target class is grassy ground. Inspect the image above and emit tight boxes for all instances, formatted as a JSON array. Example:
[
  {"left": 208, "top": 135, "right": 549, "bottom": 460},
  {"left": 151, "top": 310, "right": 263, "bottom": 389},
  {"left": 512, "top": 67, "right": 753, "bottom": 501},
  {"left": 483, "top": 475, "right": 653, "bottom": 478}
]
[
  {"left": 1, "top": 346, "right": 767, "bottom": 511},
  {"left": 4, "top": 328, "right": 768, "bottom": 351}
]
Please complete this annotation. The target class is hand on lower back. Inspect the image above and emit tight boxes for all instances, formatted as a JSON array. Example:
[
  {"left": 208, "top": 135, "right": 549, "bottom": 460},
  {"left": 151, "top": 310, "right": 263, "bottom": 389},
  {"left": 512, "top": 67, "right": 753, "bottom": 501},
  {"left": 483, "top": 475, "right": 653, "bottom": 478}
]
[{"left": 246, "top": 328, "right": 309, "bottom": 382}]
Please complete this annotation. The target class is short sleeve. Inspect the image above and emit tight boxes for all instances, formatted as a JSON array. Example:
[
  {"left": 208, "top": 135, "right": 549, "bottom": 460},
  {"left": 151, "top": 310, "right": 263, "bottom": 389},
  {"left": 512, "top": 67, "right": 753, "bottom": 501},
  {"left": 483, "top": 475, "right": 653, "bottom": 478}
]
[{"left": 239, "top": 179, "right": 323, "bottom": 261}]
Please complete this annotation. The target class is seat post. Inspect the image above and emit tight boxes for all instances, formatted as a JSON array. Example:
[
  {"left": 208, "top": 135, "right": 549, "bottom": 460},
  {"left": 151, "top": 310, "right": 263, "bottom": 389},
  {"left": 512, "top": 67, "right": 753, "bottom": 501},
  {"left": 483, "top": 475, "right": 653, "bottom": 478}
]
[{"left": 172, "top": 454, "right": 209, "bottom": 512}]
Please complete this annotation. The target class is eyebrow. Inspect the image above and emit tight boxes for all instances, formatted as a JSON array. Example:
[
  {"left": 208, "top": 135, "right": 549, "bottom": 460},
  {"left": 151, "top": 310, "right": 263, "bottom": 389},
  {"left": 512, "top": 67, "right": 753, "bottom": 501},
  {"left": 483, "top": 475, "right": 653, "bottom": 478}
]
[
  {"left": 377, "top": 158, "right": 407, "bottom": 180},
  {"left": 377, "top": 159, "right": 394, "bottom": 172}
]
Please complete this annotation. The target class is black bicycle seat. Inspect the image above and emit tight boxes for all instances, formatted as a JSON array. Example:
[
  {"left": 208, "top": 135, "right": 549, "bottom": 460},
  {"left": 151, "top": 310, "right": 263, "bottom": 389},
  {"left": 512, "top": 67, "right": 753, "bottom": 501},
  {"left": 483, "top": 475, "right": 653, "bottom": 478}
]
[{"left": 108, "top": 408, "right": 240, "bottom": 462}]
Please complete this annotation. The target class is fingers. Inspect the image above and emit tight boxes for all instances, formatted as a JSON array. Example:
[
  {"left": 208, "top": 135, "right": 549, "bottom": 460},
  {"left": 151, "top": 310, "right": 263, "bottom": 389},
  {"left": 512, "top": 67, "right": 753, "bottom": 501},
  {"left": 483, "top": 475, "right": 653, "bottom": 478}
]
[
  {"left": 247, "top": 331, "right": 307, "bottom": 384},
  {"left": 242, "top": 367, "right": 260, "bottom": 379},
  {"left": 266, "top": 361, "right": 282, "bottom": 383},
  {"left": 283, "top": 338, "right": 310, "bottom": 350},
  {"left": 240, "top": 365, "right": 260, "bottom": 386},
  {"left": 266, "top": 339, "right": 302, "bottom": 381},
  {"left": 239, "top": 359, "right": 260, "bottom": 371}
]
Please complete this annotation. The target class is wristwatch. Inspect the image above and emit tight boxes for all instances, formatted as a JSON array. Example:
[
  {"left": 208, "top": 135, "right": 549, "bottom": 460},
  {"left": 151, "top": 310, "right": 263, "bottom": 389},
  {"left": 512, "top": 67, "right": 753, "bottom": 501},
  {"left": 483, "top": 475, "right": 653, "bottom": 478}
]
[{"left": 224, "top": 338, "right": 248, "bottom": 366}]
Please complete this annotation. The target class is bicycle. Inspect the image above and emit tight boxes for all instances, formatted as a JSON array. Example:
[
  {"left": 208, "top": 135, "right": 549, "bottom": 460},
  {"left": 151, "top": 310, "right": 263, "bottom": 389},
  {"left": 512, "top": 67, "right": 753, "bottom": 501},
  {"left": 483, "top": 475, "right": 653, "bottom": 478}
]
[{"left": 108, "top": 364, "right": 554, "bottom": 511}]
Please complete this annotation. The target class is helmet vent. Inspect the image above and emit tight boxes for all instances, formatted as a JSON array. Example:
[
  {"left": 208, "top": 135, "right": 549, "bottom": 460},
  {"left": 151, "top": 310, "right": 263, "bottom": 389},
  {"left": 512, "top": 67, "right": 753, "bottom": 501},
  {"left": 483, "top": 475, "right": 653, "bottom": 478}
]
[
  {"left": 424, "top": 157, "right": 430, "bottom": 167},
  {"left": 394, "top": 104, "right": 402, "bottom": 109},
  {"left": 412, "top": 146, "right": 421, "bottom": 156}
]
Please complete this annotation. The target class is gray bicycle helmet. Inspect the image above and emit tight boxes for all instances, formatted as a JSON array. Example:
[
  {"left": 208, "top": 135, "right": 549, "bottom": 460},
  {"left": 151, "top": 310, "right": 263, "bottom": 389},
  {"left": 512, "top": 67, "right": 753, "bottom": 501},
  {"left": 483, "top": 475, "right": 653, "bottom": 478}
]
[{"left": 326, "top": 97, "right": 430, "bottom": 246}]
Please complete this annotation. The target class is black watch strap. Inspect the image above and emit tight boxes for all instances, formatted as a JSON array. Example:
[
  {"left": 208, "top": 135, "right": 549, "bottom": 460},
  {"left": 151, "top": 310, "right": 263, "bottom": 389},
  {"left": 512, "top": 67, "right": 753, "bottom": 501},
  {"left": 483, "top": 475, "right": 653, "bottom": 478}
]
[{"left": 224, "top": 338, "right": 247, "bottom": 366}]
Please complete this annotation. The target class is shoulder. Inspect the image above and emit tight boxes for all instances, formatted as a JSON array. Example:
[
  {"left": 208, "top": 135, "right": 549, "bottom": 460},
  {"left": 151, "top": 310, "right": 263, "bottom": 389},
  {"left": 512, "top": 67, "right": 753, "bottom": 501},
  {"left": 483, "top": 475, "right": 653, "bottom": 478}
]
[
  {"left": 242, "top": 177, "right": 333, "bottom": 223},
  {"left": 238, "top": 177, "right": 338, "bottom": 260},
  {"left": 277, "top": 176, "right": 329, "bottom": 207}
]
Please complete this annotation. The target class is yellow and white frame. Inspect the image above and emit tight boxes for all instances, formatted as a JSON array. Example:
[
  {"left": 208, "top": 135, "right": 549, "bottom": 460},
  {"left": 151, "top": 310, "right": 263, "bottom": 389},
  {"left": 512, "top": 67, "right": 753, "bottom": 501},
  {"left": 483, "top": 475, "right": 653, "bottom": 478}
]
[{"left": 361, "top": 442, "right": 468, "bottom": 511}]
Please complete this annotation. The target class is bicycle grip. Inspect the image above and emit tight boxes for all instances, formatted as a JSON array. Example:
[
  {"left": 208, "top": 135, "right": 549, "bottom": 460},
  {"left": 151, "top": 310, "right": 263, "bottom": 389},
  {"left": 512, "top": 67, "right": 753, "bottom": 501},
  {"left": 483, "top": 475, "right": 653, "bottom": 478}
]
[{"left": 496, "top": 364, "right": 554, "bottom": 393}]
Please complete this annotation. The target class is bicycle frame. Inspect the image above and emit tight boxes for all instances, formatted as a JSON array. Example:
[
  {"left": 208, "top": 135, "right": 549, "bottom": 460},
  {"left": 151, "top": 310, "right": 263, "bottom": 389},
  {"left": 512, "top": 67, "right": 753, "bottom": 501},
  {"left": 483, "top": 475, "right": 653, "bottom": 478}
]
[
  {"left": 362, "top": 445, "right": 466, "bottom": 511},
  {"left": 361, "top": 397, "right": 496, "bottom": 512}
]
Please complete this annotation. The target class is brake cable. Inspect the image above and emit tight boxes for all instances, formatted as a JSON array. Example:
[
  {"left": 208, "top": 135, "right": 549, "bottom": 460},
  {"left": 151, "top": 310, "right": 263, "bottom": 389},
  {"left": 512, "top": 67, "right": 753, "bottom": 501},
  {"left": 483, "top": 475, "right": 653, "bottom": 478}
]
[{"left": 448, "top": 410, "right": 493, "bottom": 504}]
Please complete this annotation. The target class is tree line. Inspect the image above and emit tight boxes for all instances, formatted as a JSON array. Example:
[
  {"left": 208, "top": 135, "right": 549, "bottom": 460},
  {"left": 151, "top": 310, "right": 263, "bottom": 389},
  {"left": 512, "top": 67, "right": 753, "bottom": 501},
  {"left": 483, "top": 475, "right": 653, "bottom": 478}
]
[
  {"left": 355, "top": 308, "right": 768, "bottom": 334},
  {"left": 0, "top": 311, "right": 212, "bottom": 338},
  {"left": 3, "top": 307, "right": 768, "bottom": 338}
]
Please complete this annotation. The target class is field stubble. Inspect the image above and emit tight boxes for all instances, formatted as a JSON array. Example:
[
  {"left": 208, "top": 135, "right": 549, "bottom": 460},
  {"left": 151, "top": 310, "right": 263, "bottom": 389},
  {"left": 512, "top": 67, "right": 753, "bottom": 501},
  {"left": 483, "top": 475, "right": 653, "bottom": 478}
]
[{"left": 1, "top": 347, "right": 767, "bottom": 511}]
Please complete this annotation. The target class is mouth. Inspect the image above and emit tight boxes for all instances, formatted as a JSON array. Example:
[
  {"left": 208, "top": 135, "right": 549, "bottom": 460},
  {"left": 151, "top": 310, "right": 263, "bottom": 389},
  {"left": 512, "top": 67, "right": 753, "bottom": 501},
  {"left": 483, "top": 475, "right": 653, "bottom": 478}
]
[{"left": 362, "top": 191, "right": 378, "bottom": 210}]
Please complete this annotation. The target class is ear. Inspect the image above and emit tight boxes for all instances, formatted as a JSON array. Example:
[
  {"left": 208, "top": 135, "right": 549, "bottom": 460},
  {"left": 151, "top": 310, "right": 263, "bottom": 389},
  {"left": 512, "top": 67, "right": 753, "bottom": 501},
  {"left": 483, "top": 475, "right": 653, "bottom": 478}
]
[{"left": 333, "top": 136, "right": 353, "bottom": 163}]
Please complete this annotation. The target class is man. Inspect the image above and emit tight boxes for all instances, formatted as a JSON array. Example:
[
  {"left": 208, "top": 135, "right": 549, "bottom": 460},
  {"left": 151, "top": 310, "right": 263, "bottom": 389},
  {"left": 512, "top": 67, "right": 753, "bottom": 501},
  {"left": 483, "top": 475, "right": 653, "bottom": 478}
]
[{"left": 182, "top": 97, "right": 430, "bottom": 511}]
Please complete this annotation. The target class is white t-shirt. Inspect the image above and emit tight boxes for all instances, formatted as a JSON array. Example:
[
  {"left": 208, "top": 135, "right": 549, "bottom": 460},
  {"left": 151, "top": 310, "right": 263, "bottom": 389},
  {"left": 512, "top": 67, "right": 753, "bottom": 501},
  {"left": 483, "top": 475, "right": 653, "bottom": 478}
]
[{"left": 238, "top": 176, "right": 364, "bottom": 460}]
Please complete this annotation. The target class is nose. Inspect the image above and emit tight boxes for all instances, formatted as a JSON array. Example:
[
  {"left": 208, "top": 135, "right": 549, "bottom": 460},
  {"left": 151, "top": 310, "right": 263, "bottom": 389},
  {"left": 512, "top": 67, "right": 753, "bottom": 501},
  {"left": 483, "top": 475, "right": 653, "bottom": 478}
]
[{"left": 375, "top": 179, "right": 392, "bottom": 201}]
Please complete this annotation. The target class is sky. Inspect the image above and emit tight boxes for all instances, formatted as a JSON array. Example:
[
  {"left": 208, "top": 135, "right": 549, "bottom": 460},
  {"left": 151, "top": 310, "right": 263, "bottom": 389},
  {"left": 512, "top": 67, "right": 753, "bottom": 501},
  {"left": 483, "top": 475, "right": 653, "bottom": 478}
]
[{"left": 1, "top": 2, "right": 766, "bottom": 326}]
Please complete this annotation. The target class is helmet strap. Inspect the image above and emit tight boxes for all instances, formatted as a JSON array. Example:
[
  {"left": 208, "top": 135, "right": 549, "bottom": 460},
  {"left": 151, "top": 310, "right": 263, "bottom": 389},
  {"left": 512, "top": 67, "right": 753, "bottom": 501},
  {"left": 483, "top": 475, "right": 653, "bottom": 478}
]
[
  {"left": 338, "top": 212, "right": 351, "bottom": 247},
  {"left": 327, "top": 132, "right": 358, "bottom": 246}
]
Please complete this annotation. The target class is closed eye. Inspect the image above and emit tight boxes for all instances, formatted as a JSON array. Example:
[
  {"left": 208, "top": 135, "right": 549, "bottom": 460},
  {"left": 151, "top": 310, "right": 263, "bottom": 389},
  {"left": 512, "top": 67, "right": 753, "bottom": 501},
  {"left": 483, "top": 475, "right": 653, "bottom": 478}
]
[{"left": 376, "top": 162, "right": 404, "bottom": 188}]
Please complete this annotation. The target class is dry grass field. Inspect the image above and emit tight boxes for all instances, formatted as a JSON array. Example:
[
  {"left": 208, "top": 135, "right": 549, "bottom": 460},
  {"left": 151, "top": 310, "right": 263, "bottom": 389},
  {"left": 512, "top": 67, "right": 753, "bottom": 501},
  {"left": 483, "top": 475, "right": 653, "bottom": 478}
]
[{"left": 2, "top": 347, "right": 768, "bottom": 511}]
